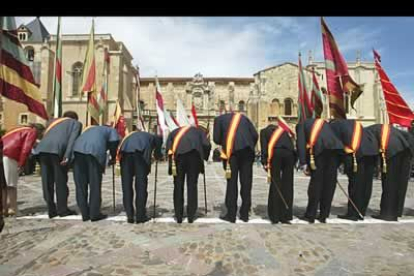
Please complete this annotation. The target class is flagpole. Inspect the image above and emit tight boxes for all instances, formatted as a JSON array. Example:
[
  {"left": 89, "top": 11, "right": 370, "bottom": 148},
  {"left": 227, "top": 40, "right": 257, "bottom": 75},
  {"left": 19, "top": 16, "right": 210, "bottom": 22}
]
[
  {"left": 52, "top": 17, "right": 61, "bottom": 118},
  {"left": 136, "top": 66, "right": 141, "bottom": 130},
  {"left": 86, "top": 93, "right": 90, "bottom": 126}
]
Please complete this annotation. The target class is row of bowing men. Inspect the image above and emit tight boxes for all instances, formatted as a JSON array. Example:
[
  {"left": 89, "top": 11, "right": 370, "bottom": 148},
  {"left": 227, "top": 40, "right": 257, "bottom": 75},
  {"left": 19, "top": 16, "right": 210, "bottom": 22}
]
[{"left": 1, "top": 110, "right": 413, "bottom": 224}]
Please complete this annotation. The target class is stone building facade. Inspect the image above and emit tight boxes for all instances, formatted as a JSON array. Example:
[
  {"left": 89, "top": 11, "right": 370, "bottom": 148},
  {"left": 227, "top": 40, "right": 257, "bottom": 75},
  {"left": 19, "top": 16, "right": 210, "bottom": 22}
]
[
  {"left": 1, "top": 18, "right": 138, "bottom": 130},
  {"left": 138, "top": 59, "right": 384, "bottom": 142},
  {"left": 1, "top": 18, "right": 386, "bottom": 144},
  {"left": 138, "top": 74, "right": 254, "bottom": 135},
  {"left": 252, "top": 59, "right": 384, "bottom": 131}
]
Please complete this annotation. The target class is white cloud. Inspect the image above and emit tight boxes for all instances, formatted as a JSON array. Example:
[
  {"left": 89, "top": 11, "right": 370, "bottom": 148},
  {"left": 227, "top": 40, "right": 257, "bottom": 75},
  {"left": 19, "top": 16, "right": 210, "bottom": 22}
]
[
  {"left": 17, "top": 17, "right": 272, "bottom": 77},
  {"left": 15, "top": 16, "right": 384, "bottom": 78}
]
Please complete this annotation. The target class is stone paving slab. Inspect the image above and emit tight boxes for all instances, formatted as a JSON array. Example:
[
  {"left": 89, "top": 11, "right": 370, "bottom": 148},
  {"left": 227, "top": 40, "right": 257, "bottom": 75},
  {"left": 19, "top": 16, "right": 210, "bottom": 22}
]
[
  {"left": 1, "top": 162, "right": 414, "bottom": 276},
  {"left": 2, "top": 219, "right": 414, "bottom": 276}
]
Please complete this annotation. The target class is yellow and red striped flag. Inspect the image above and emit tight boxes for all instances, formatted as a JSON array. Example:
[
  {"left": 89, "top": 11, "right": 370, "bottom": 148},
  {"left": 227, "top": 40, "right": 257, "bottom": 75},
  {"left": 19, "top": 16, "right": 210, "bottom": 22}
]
[
  {"left": 81, "top": 20, "right": 98, "bottom": 125},
  {"left": 113, "top": 99, "right": 128, "bottom": 138},
  {"left": 97, "top": 47, "right": 109, "bottom": 115},
  {"left": 0, "top": 17, "right": 48, "bottom": 120}
]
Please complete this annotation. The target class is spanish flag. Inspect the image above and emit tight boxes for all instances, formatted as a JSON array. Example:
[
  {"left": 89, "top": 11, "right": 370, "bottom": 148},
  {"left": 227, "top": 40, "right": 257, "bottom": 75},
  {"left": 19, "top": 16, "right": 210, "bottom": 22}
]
[
  {"left": 113, "top": 99, "right": 128, "bottom": 138},
  {"left": 0, "top": 17, "right": 48, "bottom": 120},
  {"left": 81, "top": 20, "right": 99, "bottom": 125}
]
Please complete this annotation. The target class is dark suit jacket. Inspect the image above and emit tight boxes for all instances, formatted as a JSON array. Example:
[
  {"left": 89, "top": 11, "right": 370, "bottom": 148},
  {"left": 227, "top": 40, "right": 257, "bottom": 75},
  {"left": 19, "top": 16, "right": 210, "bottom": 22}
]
[
  {"left": 35, "top": 118, "right": 82, "bottom": 162},
  {"left": 365, "top": 124, "right": 410, "bottom": 159},
  {"left": 73, "top": 126, "right": 120, "bottom": 169},
  {"left": 329, "top": 119, "right": 378, "bottom": 159},
  {"left": 399, "top": 129, "right": 414, "bottom": 157},
  {"left": 166, "top": 126, "right": 211, "bottom": 175},
  {"left": 213, "top": 113, "right": 258, "bottom": 155},
  {"left": 296, "top": 118, "right": 343, "bottom": 165},
  {"left": 119, "top": 131, "right": 163, "bottom": 166},
  {"left": 260, "top": 124, "right": 296, "bottom": 166}
]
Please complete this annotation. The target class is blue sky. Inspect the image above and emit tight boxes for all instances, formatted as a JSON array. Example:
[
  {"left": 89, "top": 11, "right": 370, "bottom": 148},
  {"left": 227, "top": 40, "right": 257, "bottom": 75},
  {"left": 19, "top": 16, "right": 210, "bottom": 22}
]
[{"left": 16, "top": 16, "right": 414, "bottom": 106}]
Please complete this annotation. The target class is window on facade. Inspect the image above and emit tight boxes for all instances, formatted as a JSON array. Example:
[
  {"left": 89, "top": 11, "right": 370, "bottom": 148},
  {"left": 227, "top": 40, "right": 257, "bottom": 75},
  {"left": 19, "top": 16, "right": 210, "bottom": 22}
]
[
  {"left": 25, "top": 47, "right": 35, "bottom": 61},
  {"left": 72, "top": 62, "right": 83, "bottom": 96},
  {"left": 284, "top": 98, "right": 293, "bottom": 116},
  {"left": 19, "top": 114, "right": 28, "bottom": 125},
  {"left": 139, "top": 100, "right": 145, "bottom": 110},
  {"left": 219, "top": 100, "right": 226, "bottom": 113},
  {"left": 19, "top": 33, "right": 27, "bottom": 41},
  {"left": 271, "top": 99, "right": 280, "bottom": 116},
  {"left": 238, "top": 101, "right": 245, "bottom": 112}
]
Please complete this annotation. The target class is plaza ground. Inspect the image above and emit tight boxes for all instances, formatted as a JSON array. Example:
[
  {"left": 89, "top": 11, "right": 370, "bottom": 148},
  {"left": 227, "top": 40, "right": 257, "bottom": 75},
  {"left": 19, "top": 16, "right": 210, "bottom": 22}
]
[{"left": 1, "top": 162, "right": 414, "bottom": 276}]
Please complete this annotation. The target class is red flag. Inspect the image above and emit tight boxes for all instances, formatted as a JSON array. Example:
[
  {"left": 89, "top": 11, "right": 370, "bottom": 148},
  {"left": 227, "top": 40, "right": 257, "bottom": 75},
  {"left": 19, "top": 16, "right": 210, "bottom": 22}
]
[
  {"left": 321, "top": 17, "right": 362, "bottom": 118},
  {"left": 373, "top": 49, "right": 381, "bottom": 63},
  {"left": 374, "top": 50, "right": 414, "bottom": 127},
  {"left": 155, "top": 77, "right": 167, "bottom": 142},
  {"left": 310, "top": 68, "right": 324, "bottom": 118},
  {"left": 113, "top": 100, "right": 127, "bottom": 138},
  {"left": 171, "top": 112, "right": 180, "bottom": 127},
  {"left": 190, "top": 104, "right": 199, "bottom": 127},
  {"left": 298, "top": 54, "right": 313, "bottom": 122}
]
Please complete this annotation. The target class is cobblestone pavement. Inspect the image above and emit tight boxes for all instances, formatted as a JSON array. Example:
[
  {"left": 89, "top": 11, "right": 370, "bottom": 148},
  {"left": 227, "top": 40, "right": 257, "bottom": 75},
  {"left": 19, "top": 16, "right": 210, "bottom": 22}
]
[{"left": 1, "top": 162, "right": 414, "bottom": 276}]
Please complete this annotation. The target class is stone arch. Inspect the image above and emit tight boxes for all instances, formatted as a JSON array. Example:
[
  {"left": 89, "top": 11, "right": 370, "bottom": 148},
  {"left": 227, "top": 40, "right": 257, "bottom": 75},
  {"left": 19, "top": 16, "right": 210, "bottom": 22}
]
[
  {"left": 72, "top": 62, "right": 83, "bottom": 96},
  {"left": 270, "top": 98, "right": 280, "bottom": 116},
  {"left": 284, "top": 98, "right": 293, "bottom": 116}
]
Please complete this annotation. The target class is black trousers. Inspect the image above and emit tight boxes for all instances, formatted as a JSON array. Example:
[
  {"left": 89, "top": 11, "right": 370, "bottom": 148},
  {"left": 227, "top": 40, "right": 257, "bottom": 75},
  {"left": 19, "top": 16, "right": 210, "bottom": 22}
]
[
  {"left": 305, "top": 150, "right": 339, "bottom": 219},
  {"left": 224, "top": 148, "right": 255, "bottom": 220},
  {"left": 398, "top": 151, "right": 412, "bottom": 217},
  {"left": 268, "top": 148, "right": 295, "bottom": 223},
  {"left": 173, "top": 150, "right": 202, "bottom": 220},
  {"left": 344, "top": 155, "right": 376, "bottom": 217},
  {"left": 39, "top": 153, "right": 70, "bottom": 215},
  {"left": 73, "top": 153, "right": 103, "bottom": 220},
  {"left": 380, "top": 151, "right": 411, "bottom": 219},
  {"left": 120, "top": 151, "right": 150, "bottom": 221}
]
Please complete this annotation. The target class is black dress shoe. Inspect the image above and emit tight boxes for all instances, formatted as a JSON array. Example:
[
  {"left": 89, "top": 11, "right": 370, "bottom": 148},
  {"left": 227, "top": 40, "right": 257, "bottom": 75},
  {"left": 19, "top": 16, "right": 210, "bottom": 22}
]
[
  {"left": 188, "top": 217, "right": 196, "bottom": 223},
  {"left": 337, "top": 214, "right": 358, "bottom": 221},
  {"left": 91, "top": 214, "right": 108, "bottom": 222},
  {"left": 299, "top": 216, "right": 315, "bottom": 224},
  {"left": 127, "top": 218, "right": 135, "bottom": 224},
  {"left": 82, "top": 216, "right": 90, "bottom": 222},
  {"left": 0, "top": 217, "right": 4, "bottom": 233},
  {"left": 372, "top": 214, "right": 397, "bottom": 221},
  {"left": 136, "top": 216, "right": 150, "bottom": 224},
  {"left": 48, "top": 212, "right": 58, "bottom": 219},
  {"left": 280, "top": 220, "right": 292, "bottom": 224},
  {"left": 220, "top": 215, "right": 236, "bottom": 223},
  {"left": 176, "top": 217, "right": 183, "bottom": 224},
  {"left": 271, "top": 220, "right": 279, "bottom": 224},
  {"left": 317, "top": 217, "right": 326, "bottom": 223},
  {"left": 239, "top": 215, "right": 249, "bottom": 223},
  {"left": 59, "top": 209, "right": 77, "bottom": 217}
]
